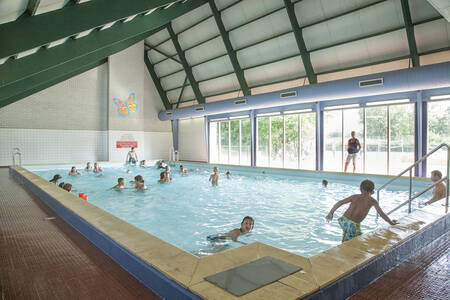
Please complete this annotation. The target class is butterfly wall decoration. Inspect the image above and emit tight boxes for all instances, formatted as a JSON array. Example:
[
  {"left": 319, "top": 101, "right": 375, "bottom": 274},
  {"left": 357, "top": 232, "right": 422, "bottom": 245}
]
[{"left": 113, "top": 93, "right": 137, "bottom": 117}]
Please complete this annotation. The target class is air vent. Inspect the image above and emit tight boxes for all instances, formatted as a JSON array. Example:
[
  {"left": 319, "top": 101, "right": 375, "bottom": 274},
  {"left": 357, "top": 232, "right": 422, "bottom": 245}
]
[
  {"left": 234, "top": 99, "right": 247, "bottom": 105},
  {"left": 194, "top": 106, "right": 204, "bottom": 111},
  {"left": 359, "top": 78, "right": 383, "bottom": 87},
  {"left": 280, "top": 91, "right": 297, "bottom": 98},
  {"left": 166, "top": 111, "right": 172, "bottom": 116}
]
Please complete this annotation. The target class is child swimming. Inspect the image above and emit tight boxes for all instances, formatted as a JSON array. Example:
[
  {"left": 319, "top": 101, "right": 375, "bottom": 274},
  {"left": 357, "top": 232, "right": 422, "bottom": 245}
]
[
  {"left": 85, "top": 162, "right": 92, "bottom": 171},
  {"left": 49, "top": 174, "right": 62, "bottom": 184},
  {"left": 209, "top": 167, "right": 219, "bottom": 186},
  {"left": 93, "top": 162, "right": 103, "bottom": 173},
  {"left": 113, "top": 178, "right": 125, "bottom": 190},
  {"left": 140, "top": 160, "right": 148, "bottom": 167},
  {"left": 207, "top": 216, "right": 254, "bottom": 244},
  {"left": 68, "top": 166, "right": 81, "bottom": 176},
  {"left": 226, "top": 170, "right": 231, "bottom": 179},
  {"left": 180, "top": 164, "right": 188, "bottom": 175},
  {"left": 135, "top": 179, "right": 147, "bottom": 190}
]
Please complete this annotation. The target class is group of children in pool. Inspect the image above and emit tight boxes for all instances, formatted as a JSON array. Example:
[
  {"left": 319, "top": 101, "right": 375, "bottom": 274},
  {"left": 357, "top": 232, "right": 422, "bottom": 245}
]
[{"left": 50, "top": 162, "right": 447, "bottom": 244}]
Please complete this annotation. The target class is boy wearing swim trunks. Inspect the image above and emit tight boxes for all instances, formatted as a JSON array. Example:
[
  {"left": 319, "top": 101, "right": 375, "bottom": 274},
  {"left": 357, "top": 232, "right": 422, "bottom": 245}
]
[{"left": 326, "top": 180, "right": 398, "bottom": 242}]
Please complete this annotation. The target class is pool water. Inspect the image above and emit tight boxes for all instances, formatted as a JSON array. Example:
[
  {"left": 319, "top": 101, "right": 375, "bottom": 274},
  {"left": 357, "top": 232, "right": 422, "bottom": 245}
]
[{"left": 30, "top": 163, "right": 431, "bottom": 257}]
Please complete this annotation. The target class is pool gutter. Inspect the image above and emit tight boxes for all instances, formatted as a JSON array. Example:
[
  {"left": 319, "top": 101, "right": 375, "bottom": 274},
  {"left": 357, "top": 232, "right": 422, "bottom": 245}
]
[{"left": 10, "top": 165, "right": 449, "bottom": 299}]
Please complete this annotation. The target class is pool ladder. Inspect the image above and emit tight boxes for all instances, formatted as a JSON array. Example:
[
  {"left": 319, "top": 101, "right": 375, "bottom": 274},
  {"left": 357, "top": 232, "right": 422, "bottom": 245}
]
[
  {"left": 12, "top": 148, "right": 22, "bottom": 166},
  {"left": 377, "top": 143, "right": 449, "bottom": 217}
]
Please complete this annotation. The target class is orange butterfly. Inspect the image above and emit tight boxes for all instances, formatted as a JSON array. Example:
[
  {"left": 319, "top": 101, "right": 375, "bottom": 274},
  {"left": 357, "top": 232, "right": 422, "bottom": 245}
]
[{"left": 113, "top": 93, "right": 137, "bottom": 117}]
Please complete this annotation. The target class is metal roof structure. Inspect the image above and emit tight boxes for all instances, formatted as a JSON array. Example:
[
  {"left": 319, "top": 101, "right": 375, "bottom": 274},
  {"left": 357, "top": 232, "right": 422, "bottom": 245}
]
[{"left": 0, "top": 0, "right": 449, "bottom": 110}]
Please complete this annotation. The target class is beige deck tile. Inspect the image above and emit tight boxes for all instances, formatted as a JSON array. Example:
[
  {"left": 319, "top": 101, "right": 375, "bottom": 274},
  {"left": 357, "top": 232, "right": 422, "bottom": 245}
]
[
  {"left": 188, "top": 281, "right": 237, "bottom": 300},
  {"left": 309, "top": 247, "right": 361, "bottom": 288},
  {"left": 340, "top": 228, "right": 403, "bottom": 257},
  {"left": 278, "top": 271, "right": 320, "bottom": 297},
  {"left": 220, "top": 242, "right": 260, "bottom": 264},
  {"left": 256, "top": 243, "right": 318, "bottom": 289},
  {"left": 189, "top": 250, "right": 241, "bottom": 286},
  {"left": 189, "top": 280, "right": 306, "bottom": 300}
]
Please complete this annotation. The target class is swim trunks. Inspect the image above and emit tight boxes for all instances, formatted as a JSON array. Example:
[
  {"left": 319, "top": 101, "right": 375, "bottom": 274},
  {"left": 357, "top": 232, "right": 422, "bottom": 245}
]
[
  {"left": 338, "top": 216, "right": 361, "bottom": 241},
  {"left": 206, "top": 234, "right": 228, "bottom": 243},
  {"left": 129, "top": 158, "right": 136, "bottom": 164}
]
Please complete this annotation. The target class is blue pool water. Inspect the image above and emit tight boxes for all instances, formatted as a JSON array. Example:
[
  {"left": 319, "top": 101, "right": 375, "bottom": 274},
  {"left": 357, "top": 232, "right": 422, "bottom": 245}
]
[{"left": 29, "top": 163, "right": 431, "bottom": 257}]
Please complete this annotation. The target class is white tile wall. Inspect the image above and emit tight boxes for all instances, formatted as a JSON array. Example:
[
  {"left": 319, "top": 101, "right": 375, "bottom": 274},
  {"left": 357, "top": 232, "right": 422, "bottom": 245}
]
[
  {"left": 178, "top": 118, "right": 207, "bottom": 162},
  {"left": 0, "top": 128, "right": 108, "bottom": 166},
  {"left": 144, "top": 132, "right": 173, "bottom": 160}
]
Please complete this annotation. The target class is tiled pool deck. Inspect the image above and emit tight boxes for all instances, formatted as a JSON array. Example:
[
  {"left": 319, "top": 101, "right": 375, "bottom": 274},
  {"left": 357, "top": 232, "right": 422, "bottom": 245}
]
[
  {"left": 4, "top": 166, "right": 450, "bottom": 299},
  {"left": 0, "top": 168, "right": 160, "bottom": 299}
]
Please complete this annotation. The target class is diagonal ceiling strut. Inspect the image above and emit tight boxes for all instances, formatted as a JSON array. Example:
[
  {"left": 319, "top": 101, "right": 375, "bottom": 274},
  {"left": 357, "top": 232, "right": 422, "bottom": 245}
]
[
  {"left": 167, "top": 23, "right": 205, "bottom": 104},
  {"left": 209, "top": 0, "right": 250, "bottom": 96},
  {"left": 400, "top": 0, "right": 420, "bottom": 67},
  {"left": 283, "top": 0, "right": 317, "bottom": 84}
]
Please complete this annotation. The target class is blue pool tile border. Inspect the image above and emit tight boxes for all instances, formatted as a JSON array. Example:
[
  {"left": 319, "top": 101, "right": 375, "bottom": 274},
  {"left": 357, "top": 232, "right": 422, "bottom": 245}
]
[
  {"left": 303, "top": 213, "right": 449, "bottom": 300},
  {"left": 10, "top": 167, "right": 202, "bottom": 300}
]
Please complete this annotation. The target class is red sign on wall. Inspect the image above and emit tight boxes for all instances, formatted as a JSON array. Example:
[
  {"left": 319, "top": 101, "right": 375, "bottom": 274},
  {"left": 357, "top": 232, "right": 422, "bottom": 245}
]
[{"left": 116, "top": 141, "right": 138, "bottom": 148}]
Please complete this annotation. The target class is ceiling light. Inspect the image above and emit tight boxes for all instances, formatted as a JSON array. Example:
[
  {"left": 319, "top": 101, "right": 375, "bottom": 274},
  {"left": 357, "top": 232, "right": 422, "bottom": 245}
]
[
  {"left": 256, "top": 112, "right": 281, "bottom": 117},
  {"left": 229, "top": 115, "right": 249, "bottom": 120},
  {"left": 366, "top": 99, "right": 410, "bottom": 106},
  {"left": 430, "top": 94, "right": 450, "bottom": 100},
  {"left": 283, "top": 109, "right": 312, "bottom": 114},
  {"left": 324, "top": 104, "right": 359, "bottom": 110}
]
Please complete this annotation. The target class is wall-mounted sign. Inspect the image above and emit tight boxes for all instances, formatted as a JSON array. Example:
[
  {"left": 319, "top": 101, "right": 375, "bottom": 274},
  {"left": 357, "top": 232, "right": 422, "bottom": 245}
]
[
  {"left": 113, "top": 93, "right": 137, "bottom": 117},
  {"left": 116, "top": 141, "right": 138, "bottom": 148}
]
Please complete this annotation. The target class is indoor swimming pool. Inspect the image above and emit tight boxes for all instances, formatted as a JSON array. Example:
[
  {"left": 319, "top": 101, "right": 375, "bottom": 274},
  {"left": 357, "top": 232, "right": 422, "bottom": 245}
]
[{"left": 27, "top": 162, "right": 431, "bottom": 257}]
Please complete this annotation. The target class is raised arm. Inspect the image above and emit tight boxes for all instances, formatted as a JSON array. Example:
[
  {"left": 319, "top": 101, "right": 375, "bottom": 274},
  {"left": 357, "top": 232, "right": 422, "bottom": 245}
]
[
  {"left": 326, "top": 196, "right": 353, "bottom": 222},
  {"left": 373, "top": 201, "right": 398, "bottom": 225}
]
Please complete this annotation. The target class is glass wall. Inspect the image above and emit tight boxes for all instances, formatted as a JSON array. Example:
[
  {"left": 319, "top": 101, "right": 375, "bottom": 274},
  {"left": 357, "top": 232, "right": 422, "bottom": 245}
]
[
  {"left": 209, "top": 118, "right": 251, "bottom": 166},
  {"left": 257, "top": 117, "right": 270, "bottom": 166},
  {"left": 389, "top": 104, "right": 415, "bottom": 175},
  {"left": 365, "top": 106, "right": 388, "bottom": 174},
  {"left": 323, "top": 110, "right": 343, "bottom": 172},
  {"left": 256, "top": 113, "right": 316, "bottom": 170},
  {"left": 427, "top": 100, "right": 450, "bottom": 175}
]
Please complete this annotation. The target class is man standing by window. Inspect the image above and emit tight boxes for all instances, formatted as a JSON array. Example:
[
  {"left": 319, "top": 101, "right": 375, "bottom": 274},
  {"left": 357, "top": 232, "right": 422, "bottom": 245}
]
[{"left": 344, "top": 131, "right": 361, "bottom": 173}]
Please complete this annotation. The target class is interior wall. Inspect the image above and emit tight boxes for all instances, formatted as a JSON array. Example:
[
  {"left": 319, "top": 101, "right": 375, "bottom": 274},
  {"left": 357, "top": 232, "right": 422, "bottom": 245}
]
[
  {"left": 0, "top": 63, "right": 108, "bottom": 165},
  {"left": 178, "top": 117, "right": 207, "bottom": 162}
]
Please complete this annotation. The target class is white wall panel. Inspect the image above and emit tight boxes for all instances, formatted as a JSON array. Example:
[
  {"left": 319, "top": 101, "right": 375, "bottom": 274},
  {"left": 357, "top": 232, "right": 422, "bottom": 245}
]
[
  {"left": 0, "top": 128, "right": 107, "bottom": 166},
  {"left": 144, "top": 132, "right": 173, "bottom": 160},
  {"left": 178, "top": 118, "right": 207, "bottom": 162}
]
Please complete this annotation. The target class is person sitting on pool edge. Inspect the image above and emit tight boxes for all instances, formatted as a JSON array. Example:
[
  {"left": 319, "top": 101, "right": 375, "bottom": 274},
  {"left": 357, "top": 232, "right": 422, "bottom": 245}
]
[
  {"left": 49, "top": 174, "right": 62, "bottom": 184},
  {"left": 126, "top": 147, "right": 138, "bottom": 165},
  {"left": 425, "top": 170, "right": 447, "bottom": 205},
  {"left": 113, "top": 178, "right": 125, "bottom": 190},
  {"left": 326, "top": 179, "right": 398, "bottom": 242},
  {"left": 209, "top": 167, "right": 219, "bottom": 186},
  {"left": 207, "top": 216, "right": 254, "bottom": 243},
  {"left": 68, "top": 166, "right": 81, "bottom": 176}
]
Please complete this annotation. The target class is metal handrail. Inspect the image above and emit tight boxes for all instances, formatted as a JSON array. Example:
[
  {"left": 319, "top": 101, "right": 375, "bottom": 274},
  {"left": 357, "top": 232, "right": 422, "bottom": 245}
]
[{"left": 377, "top": 143, "right": 449, "bottom": 216}]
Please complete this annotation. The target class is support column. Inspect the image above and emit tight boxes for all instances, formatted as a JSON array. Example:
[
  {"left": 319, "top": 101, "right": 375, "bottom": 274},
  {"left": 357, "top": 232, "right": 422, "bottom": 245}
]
[
  {"left": 171, "top": 119, "right": 179, "bottom": 153},
  {"left": 415, "top": 91, "right": 427, "bottom": 177},
  {"left": 315, "top": 102, "right": 323, "bottom": 171},
  {"left": 250, "top": 110, "right": 256, "bottom": 166}
]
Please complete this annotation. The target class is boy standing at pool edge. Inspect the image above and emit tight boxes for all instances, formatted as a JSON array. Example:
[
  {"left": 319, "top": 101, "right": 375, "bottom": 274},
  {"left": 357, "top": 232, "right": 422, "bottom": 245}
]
[{"left": 326, "top": 179, "right": 398, "bottom": 242}]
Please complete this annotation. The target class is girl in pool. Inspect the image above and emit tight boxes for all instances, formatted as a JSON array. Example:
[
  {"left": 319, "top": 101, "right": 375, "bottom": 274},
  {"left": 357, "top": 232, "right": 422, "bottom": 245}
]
[
  {"left": 207, "top": 216, "right": 254, "bottom": 244},
  {"left": 49, "top": 174, "right": 62, "bottom": 184},
  {"left": 68, "top": 166, "right": 81, "bottom": 176},
  {"left": 85, "top": 162, "right": 92, "bottom": 171}
]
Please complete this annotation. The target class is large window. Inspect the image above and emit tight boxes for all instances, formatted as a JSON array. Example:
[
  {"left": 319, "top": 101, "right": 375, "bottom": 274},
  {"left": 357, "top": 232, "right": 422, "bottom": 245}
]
[
  {"left": 256, "top": 113, "right": 316, "bottom": 170},
  {"left": 323, "top": 103, "right": 414, "bottom": 175},
  {"left": 427, "top": 100, "right": 450, "bottom": 175},
  {"left": 209, "top": 118, "right": 251, "bottom": 165}
]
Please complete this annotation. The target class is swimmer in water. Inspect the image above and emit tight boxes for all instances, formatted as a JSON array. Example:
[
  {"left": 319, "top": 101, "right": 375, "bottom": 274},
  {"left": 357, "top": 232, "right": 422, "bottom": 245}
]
[
  {"left": 113, "top": 178, "right": 125, "bottom": 190},
  {"left": 68, "top": 166, "right": 81, "bottom": 176},
  {"left": 209, "top": 167, "right": 219, "bottom": 186},
  {"left": 207, "top": 216, "right": 254, "bottom": 244}
]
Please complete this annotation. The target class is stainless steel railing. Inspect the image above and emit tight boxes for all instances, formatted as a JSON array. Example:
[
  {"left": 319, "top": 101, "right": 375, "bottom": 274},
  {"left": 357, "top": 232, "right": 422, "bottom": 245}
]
[{"left": 377, "top": 143, "right": 449, "bottom": 216}]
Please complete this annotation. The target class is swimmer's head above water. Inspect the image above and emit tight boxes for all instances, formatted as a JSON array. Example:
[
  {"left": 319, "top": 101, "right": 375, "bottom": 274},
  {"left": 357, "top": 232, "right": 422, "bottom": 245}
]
[{"left": 240, "top": 216, "right": 254, "bottom": 233}]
